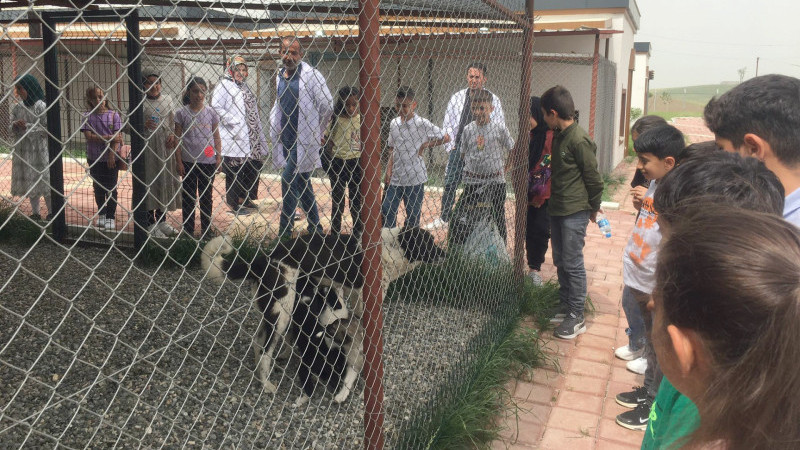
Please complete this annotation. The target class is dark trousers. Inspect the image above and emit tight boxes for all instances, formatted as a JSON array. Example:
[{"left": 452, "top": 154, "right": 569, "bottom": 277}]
[
  {"left": 550, "top": 210, "right": 589, "bottom": 316},
  {"left": 223, "top": 157, "right": 260, "bottom": 208},
  {"left": 449, "top": 182, "right": 507, "bottom": 245},
  {"left": 328, "top": 156, "right": 363, "bottom": 235},
  {"left": 182, "top": 162, "right": 216, "bottom": 236},
  {"left": 525, "top": 200, "right": 551, "bottom": 271},
  {"left": 88, "top": 159, "right": 118, "bottom": 219}
]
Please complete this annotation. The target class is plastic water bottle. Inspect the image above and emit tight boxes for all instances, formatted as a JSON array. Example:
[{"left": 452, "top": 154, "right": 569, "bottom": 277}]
[{"left": 597, "top": 213, "right": 612, "bottom": 238}]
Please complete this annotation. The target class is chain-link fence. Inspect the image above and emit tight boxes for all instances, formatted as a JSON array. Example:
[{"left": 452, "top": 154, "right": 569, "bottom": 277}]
[{"left": 1, "top": 2, "right": 617, "bottom": 448}]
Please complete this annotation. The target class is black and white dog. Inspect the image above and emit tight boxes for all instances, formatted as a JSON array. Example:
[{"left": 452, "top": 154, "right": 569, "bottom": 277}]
[{"left": 201, "top": 227, "right": 445, "bottom": 402}]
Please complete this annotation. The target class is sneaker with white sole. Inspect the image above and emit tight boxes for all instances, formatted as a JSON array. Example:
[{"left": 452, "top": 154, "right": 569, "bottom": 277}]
[
  {"left": 626, "top": 356, "right": 648, "bottom": 375},
  {"left": 615, "top": 385, "right": 648, "bottom": 408},
  {"left": 528, "top": 271, "right": 543, "bottom": 286},
  {"left": 614, "top": 345, "right": 644, "bottom": 361},
  {"left": 615, "top": 399, "right": 651, "bottom": 431},
  {"left": 553, "top": 312, "right": 586, "bottom": 340},
  {"left": 148, "top": 223, "right": 168, "bottom": 238},
  {"left": 423, "top": 218, "right": 448, "bottom": 230},
  {"left": 548, "top": 304, "right": 570, "bottom": 323},
  {"left": 104, "top": 218, "right": 116, "bottom": 231},
  {"left": 158, "top": 221, "right": 179, "bottom": 236}
]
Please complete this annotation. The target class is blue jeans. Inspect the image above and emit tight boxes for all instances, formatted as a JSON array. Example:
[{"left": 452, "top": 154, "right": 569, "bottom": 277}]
[
  {"left": 381, "top": 184, "right": 424, "bottom": 228},
  {"left": 625, "top": 285, "right": 661, "bottom": 401},
  {"left": 622, "top": 285, "right": 648, "bottom": 352},
  {"left": 440, "top": 147, "right": 464, "bottom": 222},
  {"left": 550, "top": 210, "right": 590, "bottom": 315},
  {"left": 279, "top": 147, "right": 321, "bottom": 237}
]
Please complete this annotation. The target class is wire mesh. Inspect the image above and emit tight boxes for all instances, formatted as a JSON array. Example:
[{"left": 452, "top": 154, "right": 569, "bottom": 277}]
[{"left": 0, "top": 1, "right": 615, "bottom": 448}]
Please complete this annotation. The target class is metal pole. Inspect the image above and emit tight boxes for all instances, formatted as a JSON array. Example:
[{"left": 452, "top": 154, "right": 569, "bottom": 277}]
[
  {"left": 41, "top": 13, "right": 67, "bottom": 242},
  {"left": 125, "top": 10, "right": 147, "bottom": 249},
  {"left": 589, "top": 33, "right": 600, "bottom": 138},
  {"left": 512, "top": 0, "right": 535, "bottom": 280},
  {"left": 358, "top": 0, "right": 385, "bottom": 448}
]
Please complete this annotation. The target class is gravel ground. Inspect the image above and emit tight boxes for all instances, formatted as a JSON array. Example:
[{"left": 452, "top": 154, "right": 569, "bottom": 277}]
[{"left": 0, "top": 240, "right": 498, "bottom": 449}]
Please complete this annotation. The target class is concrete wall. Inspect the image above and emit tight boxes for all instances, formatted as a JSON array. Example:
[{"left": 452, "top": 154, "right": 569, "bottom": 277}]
[{"left": 631, "top": 52, "right": 649, "bottom": 114}]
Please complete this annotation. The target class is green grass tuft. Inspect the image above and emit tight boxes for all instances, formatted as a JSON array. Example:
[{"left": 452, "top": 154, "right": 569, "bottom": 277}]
[{"left": 0, "top": 200, "right": 48, "bottom": 245}]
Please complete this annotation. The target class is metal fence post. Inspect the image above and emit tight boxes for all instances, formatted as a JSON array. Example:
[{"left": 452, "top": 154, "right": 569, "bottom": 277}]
[
  {"left": 41, "top": 12, "right": 66, "bottom": 242},
  {"left": 358, "top": 0, "right": 386, "bottom": 447},
  {"left": 125, "top": 10, "right": 147, "bottom": 249}
]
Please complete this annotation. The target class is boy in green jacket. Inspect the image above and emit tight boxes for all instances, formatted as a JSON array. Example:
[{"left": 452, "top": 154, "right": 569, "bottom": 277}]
[{"left": 540, "top": 85, "right": 604, "bottom": 339}]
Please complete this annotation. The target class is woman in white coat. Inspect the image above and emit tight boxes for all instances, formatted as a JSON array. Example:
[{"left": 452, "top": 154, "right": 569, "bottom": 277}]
[{"left": 212, "top": 55, "right": 269, "bottom": 214}]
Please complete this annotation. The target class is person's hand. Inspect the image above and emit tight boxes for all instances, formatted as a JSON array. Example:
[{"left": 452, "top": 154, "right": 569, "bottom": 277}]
[
  {"left": 107, "top": 154, "right": 117, "bottom": 169},
  {"left": 631, "top": 186, "right": 647, "bottom": 211},
  {"left": 418, "top": 143, "right": 427, "bottom": 156},
  {"left": 590, "top": 207, "right": 603, "bottom": 224},
  {"left": 177, "top": 162, "right": 185, "bottom": 177},
  {"left": 12, "top": 120, "right": 26, "bottom": 131},
  {"left": 167, "top": 135, "right": 177, "bottom": 149},
  {"left": 145, "top": 118, "right": 158, "bottom": 130}
]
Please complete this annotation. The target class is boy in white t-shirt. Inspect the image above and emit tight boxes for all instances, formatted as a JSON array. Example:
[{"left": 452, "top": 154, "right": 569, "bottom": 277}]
[
  {"left": 382, "top": 86, "right": 449, "bottom": 228},
  {"left": 615, "top": 124, "right": 685, "bottom": 431},
  {"left": 449, "top": 89, "right": 514, "bottom": 244}
]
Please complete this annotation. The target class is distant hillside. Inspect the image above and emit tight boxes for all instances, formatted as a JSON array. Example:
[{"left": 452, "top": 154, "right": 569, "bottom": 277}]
[{"left": 647, "top": 83, "right": 737, "bottom": 116}]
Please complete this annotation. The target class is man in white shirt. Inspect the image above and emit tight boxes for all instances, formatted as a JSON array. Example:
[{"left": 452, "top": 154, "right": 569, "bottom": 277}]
[
  {"left": 270, "top": 37, "right": 333, "bottom": 237},
  {"left": 426, "top": 63, "right": 505, "bottom": 230}
]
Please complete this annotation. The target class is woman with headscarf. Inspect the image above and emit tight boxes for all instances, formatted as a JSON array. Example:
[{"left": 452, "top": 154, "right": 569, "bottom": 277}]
[
  {"left": 211, "top": 55, "right": 269, "bottom": 215},
  {"left": 526, "top": 96, "right": 553, "bottom": 286},
  {"left": 10, "top": 74, "right": 51, "bottom": 220}
]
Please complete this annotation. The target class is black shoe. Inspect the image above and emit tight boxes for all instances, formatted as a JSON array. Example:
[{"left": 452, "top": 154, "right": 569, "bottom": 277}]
[
  {"left": 547, "top": 304, "right": 570, "bottom": 323},
  {"left": 553, "top": 312, "right": 586, "bottom": 339},
  {"left": 616, "top": 386, "right": 648, "bottom": 408},
  {"left": 30, "top": 213, "right": 42, "bottom": 221},
  {"left": 616, "top": 399, "right": 652, "bottom": 431}
]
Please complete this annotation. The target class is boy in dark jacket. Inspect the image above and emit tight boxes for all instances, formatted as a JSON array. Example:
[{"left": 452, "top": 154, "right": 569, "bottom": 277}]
[{"left": 540, "top": 85, "right": 604, "bottom": 339}]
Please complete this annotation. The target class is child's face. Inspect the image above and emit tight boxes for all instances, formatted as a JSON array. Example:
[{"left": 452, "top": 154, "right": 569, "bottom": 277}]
[
  {"left": 189, "top": 84, "right": 207, "bottom": 105},
  {"left": 144, "top": 76, "right": 162, "bottom": 98},
  {"left": 345, "top": 95, "right": 359, "bottom": 117},
  {"left": 541, "top": 107, "right": 558, "bottom": 130},
  {"left": 470, "top": 101, "right": 493, "bottom": 125},
  {"left": 396, "top": 97, "right": 416, "bottom": 119},
  {"left": 89, "top": 88, "right": 105, "bottom": 108},
  {"left": 636, "top": 152, "right": 675, "bottom": 181},
  {"left": 14, "top": 85, "right": 27, "bottom": 102}
]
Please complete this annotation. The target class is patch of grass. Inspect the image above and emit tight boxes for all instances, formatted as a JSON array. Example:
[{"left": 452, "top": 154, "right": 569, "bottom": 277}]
[
  {"left": 135, "top": 235, "right": 205, "bottom": 268},
  {"left": 398, "top": 271, "right": 563, "bottom": 449},
  {"left": 0, "top": 200, "right": 48, "bottom": 245},
  {"left": 601, "top": 172, "right": 627, "bottom": 202}
]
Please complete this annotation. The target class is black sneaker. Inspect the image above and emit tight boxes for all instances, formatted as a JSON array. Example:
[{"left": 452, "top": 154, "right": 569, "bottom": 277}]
[
  {"left": 553, "top": 312, "right": 586, "bottom": 339},
  {"left": 616, "top": 399, "right": 652, "bottom": 431},
  {"left": 616, "top": 386, "right": 648, "bottom": 408}
]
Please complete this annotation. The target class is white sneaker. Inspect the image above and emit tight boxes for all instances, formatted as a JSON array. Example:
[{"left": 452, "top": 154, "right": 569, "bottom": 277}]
[
  {"left": 148, "top": 224, "right": 168, "bottom": 238},
  {"left": 96, "top": 216, "right": 104, "bottom": 228},
  {"left": 158, "top": 221, "right": 179, "bottom": 236},
  {"left": 423, "top": 218, "right": 448, "bottom": 230},
  {"left": 104, "top": 218, "right": 116, "bottom": 231},
  {"left": 528, "top": 271, "right": 543, "bottom": 286},
  {"left": 614, "top": 345, "right": 644, "bottom": 361},
  {"left": 626, "top": 356, "right": 648, "bottom": 375}
]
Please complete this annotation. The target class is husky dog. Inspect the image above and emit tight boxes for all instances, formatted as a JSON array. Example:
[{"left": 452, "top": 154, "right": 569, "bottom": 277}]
[{"left": 201, "top": 227, "right": 446, "bottom": 398}]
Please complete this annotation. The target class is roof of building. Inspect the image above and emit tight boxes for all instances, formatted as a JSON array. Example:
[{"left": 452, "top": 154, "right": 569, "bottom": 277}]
[{"left": 634, "top": 41, "right": 651, "bottom": 54}]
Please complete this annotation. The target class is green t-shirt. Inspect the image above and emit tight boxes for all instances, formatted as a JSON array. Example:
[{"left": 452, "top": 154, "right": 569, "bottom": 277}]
[{"left": 641, "top": 378, "right": 699, "bottom": 450}]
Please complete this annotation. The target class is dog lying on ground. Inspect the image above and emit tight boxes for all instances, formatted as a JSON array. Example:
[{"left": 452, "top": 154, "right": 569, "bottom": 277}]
[{"left": 201, "top": 227, "right": 445, "bottom": 401}]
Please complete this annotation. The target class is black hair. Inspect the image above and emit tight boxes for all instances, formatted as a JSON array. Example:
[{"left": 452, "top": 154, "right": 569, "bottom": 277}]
[
  {"left": 676, "top": 140, "right": 721, "bottom": 164},
  {"left": 182, "top": 77, "right": 207, "bottom": 106},
  {"left": 633, "top": 124, "right": 685, "bottom": 160},
  {"left": 470, "top": 89, "right": 493, "bottom": 105},
  {"left": 631, "top": 115, "right": 668, "bottom": 138},
  {"left": 654, "top": 151, "right": 785, "bottom": 227},
  {"left": 467, "top": 62, "right": 487, "bottom": 76},
  {"left": 333, "top": 86, "right": 360, "bottom": 117},
  {"left": 396, "top": 86, "right": 414, "bottom": 101},
  {"left": 540, "top": 85, "right": 575, "bottom": 120},
  {"left": 703, "top": 74, "right": 800, "bottom": 166}
]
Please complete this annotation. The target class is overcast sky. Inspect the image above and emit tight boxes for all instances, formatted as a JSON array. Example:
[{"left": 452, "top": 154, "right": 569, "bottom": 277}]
[{"left": 635, "top": 0, "right": 800, "bottom": 88}]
